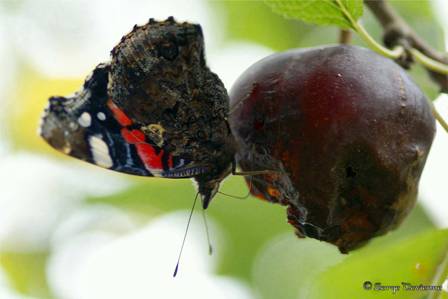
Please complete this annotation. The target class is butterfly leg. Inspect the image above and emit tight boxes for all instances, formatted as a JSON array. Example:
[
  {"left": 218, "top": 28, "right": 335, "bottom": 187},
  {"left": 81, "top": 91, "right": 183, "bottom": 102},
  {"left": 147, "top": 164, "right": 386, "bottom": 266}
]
[{"left": 231, "top": 160, "right": 283, "bottom": 176}]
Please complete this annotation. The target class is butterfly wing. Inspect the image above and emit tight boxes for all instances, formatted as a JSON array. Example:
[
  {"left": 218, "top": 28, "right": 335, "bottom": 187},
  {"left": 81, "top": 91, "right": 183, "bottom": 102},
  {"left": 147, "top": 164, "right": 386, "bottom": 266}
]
[
  {"left": 41, "top": 18, "right": 237, "bottom": 208},
  {"left": 107, "top": 18, "right": 236, "bottom": 177},
  {"left": 40, "top": 63, "right": 208, "bottom": 178}
]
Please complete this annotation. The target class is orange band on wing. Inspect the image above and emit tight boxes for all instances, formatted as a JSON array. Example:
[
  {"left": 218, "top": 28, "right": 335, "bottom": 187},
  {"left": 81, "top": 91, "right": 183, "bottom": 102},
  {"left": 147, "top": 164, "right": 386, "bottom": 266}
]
[{"left": 107, "top": 99, "right": 133, "bottom": 126}]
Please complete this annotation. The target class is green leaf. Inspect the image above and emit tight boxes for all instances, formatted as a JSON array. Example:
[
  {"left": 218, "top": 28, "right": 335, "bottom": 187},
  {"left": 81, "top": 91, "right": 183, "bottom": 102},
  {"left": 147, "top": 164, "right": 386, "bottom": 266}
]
[
  {"left": 308, "top": 229, "right": 448, "bottom": 299},
  {"left": 264, "top": 0, "right": 363, "bottom": 29},
  {"left": 251, "top": 204, "right": 435, "bottom": 299}
]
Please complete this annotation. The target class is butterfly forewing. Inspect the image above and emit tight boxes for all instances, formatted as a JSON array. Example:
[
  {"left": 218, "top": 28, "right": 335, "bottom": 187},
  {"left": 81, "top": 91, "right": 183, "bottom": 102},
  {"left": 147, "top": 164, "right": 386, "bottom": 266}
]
[{"left": 40, "top": 63, "right": 208, "bottom": 178}]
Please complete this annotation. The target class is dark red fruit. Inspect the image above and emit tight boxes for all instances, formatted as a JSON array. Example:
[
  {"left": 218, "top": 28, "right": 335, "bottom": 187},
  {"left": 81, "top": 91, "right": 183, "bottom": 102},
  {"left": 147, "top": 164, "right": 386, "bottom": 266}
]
[{"left": 229, "top": 45, "right": 436, "bottom": 253}]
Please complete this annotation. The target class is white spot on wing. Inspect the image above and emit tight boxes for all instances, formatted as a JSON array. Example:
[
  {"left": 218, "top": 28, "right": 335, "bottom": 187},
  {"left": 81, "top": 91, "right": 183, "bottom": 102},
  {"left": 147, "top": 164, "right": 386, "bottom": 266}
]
[
  {"left": 89, "top": 135, "right": 113, "bottom": 168},
  {"left": 78, "top": 112, "right": 92, "bottom": 127},
  {"left": 69, "top": 122, "right": 78, "bottom": 130},
  {"left": 97, "top": 112, "right": 106, "bottom": 121}
]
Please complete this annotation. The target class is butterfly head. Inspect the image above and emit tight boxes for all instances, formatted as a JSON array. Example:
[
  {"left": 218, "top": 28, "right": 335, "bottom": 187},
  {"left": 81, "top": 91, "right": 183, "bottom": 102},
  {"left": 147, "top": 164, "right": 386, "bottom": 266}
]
[
  {"left": 195, "top": 163, "right": 233, "bottom": 209},
  {"left": 198, "top": 181, "right": 220, "bottom": 210}
]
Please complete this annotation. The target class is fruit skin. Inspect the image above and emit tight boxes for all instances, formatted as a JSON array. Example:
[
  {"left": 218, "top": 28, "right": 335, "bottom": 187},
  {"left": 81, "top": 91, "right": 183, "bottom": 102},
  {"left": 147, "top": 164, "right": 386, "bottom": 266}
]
[{"left": 229, "top": 45, "right": 436, "bottom": 253}]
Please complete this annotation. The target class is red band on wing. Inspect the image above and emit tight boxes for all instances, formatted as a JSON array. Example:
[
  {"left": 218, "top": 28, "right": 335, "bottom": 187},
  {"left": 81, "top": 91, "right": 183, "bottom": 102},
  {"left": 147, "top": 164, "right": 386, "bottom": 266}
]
[
  {"left": 136, "top": 143, "right": 164, "bottom": 170},
  {"left": 107, "top": 99, "right": 133, "bottom": 126},
  {"left": 121, "top": 128, "right": 164, "bottom": 171},
  {"left": 121, "top": 128, "right": 145, "bottom": 143},
  {"left": 112, "top": 105, "right": 176, "bottom": 174}
]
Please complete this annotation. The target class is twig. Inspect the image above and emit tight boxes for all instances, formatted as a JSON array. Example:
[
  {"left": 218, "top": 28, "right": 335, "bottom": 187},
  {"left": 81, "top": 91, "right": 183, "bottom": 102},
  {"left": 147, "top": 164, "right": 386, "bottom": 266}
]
[
  {"left": 364, "top": 0, "right": 448, "bottom": 93},
  {"left": 352, "top": 19, "right": 404, "bottom": 59}
]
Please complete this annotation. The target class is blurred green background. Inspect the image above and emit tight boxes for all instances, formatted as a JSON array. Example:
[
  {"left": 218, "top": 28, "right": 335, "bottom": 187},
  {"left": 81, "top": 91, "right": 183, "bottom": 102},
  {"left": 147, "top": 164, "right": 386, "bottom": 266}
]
[{"left": 0, "top": 1, "right": 447, "bottom": 299}]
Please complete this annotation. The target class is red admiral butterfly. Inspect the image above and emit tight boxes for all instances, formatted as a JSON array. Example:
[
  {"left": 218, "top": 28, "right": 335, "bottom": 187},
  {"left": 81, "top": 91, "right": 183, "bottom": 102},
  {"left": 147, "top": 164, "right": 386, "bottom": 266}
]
[{"left": 40, "top": 17, "right": 237, "bottom": 210}]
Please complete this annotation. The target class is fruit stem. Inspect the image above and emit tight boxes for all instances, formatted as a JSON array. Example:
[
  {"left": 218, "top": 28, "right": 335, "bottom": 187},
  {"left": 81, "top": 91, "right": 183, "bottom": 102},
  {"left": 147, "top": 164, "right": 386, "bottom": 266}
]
[
  {"left": 344, "top": 0, "right": 448, "bottom": 76},
  {"left": 410, "top": 48, "right": 448, "bottom": 75},
  {"left": 352, "top": 21, "right": 404, "bottom": 59},
  {"left": 430, "top": 101, "right": 448, "bottom": 134},
  {"left": 353, "top": 22, "right": 448, "bottom": 76},
  {"left": 339, "top": 29, "right": 352, "bottom": 45},
  {"left": 335, "top": 0, "right": 404, "bottom": 59}
]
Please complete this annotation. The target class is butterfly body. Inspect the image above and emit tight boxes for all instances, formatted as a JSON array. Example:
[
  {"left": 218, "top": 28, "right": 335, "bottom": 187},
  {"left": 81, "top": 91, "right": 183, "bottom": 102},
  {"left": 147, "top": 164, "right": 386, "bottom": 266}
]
[{"left": 40, "top": 18, "right": 236, "bottom": 208}]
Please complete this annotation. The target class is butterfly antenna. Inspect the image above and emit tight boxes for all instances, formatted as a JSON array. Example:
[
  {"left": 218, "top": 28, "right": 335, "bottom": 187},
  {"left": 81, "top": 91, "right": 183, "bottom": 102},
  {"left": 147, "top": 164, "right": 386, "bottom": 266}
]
[
  {"left": 202, "top": 208, "right": 213, "bottom": 255},
  {"left": 217, "top": 175, "right": 253, "bottom": 200},
  {"left": 173, "top": 192, "right": 199, "bottom": 277}
]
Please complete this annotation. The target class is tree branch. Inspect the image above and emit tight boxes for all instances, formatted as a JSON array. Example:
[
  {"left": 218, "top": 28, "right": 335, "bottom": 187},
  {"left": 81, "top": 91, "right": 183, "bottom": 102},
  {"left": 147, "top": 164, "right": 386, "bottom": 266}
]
[{"left": 365, "top": 0, "right": 448, "bottom": 93}]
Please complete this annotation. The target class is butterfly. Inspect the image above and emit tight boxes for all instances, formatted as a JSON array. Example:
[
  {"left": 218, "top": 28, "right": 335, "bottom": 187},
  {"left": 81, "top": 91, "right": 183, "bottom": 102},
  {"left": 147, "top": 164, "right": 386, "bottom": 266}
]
[{"left": 40, "top": 17, "right": 241, "bottom": 209}]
